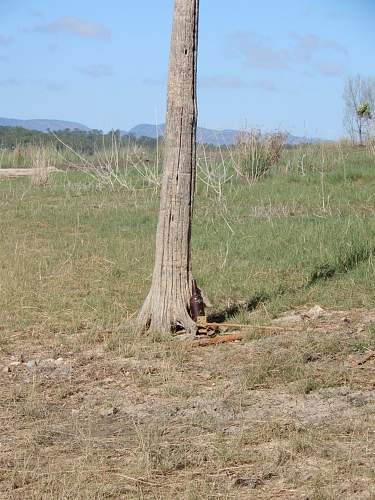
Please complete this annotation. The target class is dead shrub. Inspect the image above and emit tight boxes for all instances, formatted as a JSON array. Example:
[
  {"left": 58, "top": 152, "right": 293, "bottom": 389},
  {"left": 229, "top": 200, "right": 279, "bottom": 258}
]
[
  {"left": 30, "top": 146, "right": 54, "bottom": 186},
  {"left": 234, "top": 129, "right": 286, "bottom": 182}
]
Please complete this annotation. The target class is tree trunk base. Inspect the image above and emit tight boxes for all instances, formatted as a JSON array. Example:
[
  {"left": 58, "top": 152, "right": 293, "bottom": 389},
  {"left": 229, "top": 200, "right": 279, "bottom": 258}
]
[{"left": 137, "top": 288, "right": 197, "bottom": 336}]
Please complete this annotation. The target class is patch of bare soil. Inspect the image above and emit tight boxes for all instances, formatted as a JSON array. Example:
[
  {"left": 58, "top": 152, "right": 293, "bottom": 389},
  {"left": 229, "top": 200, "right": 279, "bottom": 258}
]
[{"left": 1, "top": 307, "right": 374, "bottom": 499}]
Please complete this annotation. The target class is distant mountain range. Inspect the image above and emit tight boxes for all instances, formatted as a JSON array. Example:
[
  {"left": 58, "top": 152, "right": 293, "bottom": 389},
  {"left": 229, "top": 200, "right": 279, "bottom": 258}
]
[
  {"left": 127, "top": 124, "right": 241, "bottom": 146},
  {"left": 0, "top": 117, "right": 90, "bottom": 132},
  {"left": 0, "top": 117, "right": 321, "bottom": 145},
  {"left": 127, "top": 124, "right": 321, "bottom": 146}
]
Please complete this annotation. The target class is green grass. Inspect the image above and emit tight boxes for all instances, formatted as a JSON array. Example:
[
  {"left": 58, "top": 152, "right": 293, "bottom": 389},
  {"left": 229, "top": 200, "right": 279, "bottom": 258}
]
[
  {"left": 2, "top": 144, "right": 375, "bottom": 500},
  {"left": 1, "top": 147, "right": 375, "bottom": 335}
]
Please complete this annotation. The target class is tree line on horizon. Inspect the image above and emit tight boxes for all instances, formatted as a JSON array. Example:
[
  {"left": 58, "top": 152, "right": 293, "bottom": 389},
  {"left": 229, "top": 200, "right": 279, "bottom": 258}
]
[{"left": 0, "top": 126, "right": 157, "bottom": 153}]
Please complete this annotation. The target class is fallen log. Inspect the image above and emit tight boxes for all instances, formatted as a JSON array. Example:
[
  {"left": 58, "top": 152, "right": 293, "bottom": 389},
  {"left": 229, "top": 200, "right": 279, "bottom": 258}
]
[
  {"left": 193, "top": 332, "right": 243, "bottom": 347},
  {"left": 200, "top": 321, "right": 303, "bottom": 332},
  {"left": 0, "top": 167, "right": 59, "bottom": 178}
]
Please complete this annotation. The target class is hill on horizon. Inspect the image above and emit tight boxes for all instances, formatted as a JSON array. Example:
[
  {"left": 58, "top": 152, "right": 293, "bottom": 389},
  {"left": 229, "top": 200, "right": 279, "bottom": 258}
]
[
  {"left": 128, "top": 123, "right": 322, "bottom": 146},
  {"left": 0, "top": 117, "right": 322, "bottom": 145},
  {"left": 0, "top": 117, "right": 90, "bottom": 132}
]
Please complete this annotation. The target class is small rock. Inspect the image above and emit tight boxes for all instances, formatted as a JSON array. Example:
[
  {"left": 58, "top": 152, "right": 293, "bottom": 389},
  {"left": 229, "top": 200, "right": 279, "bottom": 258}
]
[
  {"left": 54, "top": 357, "right": 64, "bottom": 366},
  {"left": 26, "top": 360, "right": 37, "bottom": 369},
  {"left": 99, "top": 407, "right": 119, "bottom": 417},
  {"left": 233, "top": 476, "right": 260, "bottom": 489},
  {"left": 304, "top": 305, "right": 324, "bottom": 320},
  {"left": 200, "top": 370, "right": 211, "bottom": 380}
]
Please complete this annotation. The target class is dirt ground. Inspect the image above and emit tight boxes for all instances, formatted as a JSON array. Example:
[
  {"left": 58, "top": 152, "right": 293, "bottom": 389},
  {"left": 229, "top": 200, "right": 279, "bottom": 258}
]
[{"left": 1, "top": 307, "right": 374, "bottom": 499}]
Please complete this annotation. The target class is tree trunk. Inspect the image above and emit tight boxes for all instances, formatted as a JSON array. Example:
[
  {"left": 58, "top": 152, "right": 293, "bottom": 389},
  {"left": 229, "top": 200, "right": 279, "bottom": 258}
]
[{"left": 137, "top": 0, "right": 199, "bottom": 335}]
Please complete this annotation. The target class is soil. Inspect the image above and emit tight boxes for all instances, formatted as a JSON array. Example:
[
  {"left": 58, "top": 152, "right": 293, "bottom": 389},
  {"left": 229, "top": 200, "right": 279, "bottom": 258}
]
[{"left": 1, "top": 307, "right": 374, "bottom": 499}]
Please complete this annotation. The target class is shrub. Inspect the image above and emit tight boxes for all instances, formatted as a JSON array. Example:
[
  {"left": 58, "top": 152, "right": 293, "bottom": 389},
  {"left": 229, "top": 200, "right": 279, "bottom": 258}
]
[{"left": 234, "top": 129, "right": 285, "bottom": 182}]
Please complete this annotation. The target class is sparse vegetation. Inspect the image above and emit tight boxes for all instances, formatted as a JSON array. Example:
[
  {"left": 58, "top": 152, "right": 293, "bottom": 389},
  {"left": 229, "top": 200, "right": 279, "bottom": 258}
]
[
  {"left": 234, "top": 129, "right": 286, "bottom": 182},
  {"left": 1, "top": 140, "right": 375, "bottom": 498}
]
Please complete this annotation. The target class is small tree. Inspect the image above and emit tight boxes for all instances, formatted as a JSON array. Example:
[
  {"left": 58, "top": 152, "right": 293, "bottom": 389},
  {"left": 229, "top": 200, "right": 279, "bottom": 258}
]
[
  {"left": 357, "top": 101, "right": 372, "bottom": 119},
  {"left": 343, "top": 75, "right": 375, "bottom": 144},
  {"left": 137, "top": 0, "right": 200, "bottom": 335}
]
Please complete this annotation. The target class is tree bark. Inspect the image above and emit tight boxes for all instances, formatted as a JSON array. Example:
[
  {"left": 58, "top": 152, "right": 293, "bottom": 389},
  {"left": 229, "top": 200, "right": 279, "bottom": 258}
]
[{"left": 137, "top": 0, "right": 199, "bottom": 335}]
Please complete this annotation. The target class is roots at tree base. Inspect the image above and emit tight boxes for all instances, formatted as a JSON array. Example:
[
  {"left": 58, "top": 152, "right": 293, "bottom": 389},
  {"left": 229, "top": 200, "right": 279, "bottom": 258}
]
[{"left": 137, "top": 287, "right": 197, "bottom": 335}]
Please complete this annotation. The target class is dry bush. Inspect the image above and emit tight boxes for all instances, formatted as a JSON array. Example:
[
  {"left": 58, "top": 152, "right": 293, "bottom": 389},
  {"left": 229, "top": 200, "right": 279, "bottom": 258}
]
[
  {"left": 53, "top": 132, "right": 162, "bottom": 191},
  {"left": 126, "top": 141, "right": 162, "bottom": 190},
  {"left": 30, "top": 146, "right": 54, "bottom": 186},
  {"left": 234, "top": 129, "right": 286, "bottom": 182},
  {"left": 196, "top": 142, "right": 234, "bottom": 199},
  {"left": 366, "top": 137, "right": 375, "bottom": 158}
]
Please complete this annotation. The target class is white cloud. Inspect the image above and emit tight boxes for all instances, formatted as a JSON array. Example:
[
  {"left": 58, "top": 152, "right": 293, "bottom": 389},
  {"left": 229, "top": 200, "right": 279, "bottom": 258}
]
[
  {"left": 228, "top": 32, "right": 290, "bottom": 70},
  {"left": 291, "top": 33, "right": 348, "bottom": 63},
  {"left": 227, "top": 30, "right": 347, "bottom": 79},
  {"left": 35, "top": 16, "right": 111, "bottom": 40}
]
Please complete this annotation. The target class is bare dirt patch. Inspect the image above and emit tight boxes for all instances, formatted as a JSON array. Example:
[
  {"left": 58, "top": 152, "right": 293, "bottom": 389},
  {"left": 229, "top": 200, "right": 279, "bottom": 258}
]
[{"left": 1, "top": 308, "right": 374, "bottom": 499}]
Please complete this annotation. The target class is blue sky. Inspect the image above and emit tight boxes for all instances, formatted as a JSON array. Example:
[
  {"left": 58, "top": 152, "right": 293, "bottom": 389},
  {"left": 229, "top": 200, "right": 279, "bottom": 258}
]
[{"left": 0, "top": 0, "right": 374, "bottom": 138}]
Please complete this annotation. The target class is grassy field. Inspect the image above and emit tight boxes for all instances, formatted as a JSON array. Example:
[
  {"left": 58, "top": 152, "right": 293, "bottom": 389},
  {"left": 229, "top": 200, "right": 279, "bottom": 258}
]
[
  {"left": 1, "top": 145, "right": 375, "bottom": 333},
  {"left": 1, "top": 145, "right": 375, "bottom": 498}
]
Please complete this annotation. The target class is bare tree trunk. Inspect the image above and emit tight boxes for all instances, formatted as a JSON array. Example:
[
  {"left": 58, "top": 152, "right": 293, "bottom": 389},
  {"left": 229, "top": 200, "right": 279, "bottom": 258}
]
[{"left": 137, "top": 0, "right": 199, "bottom": 335}]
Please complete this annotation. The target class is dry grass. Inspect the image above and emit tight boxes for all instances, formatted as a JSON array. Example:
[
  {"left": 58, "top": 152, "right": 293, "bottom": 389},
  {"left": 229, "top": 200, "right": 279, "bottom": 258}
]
[
  {"left": 1, "top": 145, "right": 375, "bottom": 497},
  {"left": 1, "top": 309, "right": 374, "bottom": 499},
  {"left": 30, "top": 147, "right": 54, "bottom": 186},
  {"left": 234, "top": 129, "right": 285, "bottom": 182},
  {"left": 366, "top": 138, "right": 375, "bottom": 159}
]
